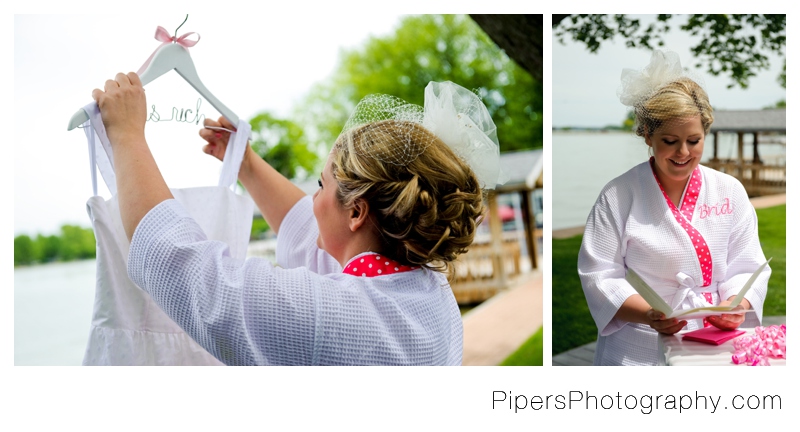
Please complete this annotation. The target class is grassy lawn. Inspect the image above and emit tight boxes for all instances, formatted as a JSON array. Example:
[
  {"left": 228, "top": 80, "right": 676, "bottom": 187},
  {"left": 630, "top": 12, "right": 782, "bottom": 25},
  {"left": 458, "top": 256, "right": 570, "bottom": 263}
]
[
  {"left": 756, "top": 205, "right": 786, "bottom": 316},
  {"left": 756, "top": 204, "right": 786, "bottom": 316},
  {"left": 552, "top": 235, "right": 595, "bottom": 355},
  {"left": 500, "top": 327, "right": 543, "bottom": 366},
  {"left": 552, "top": 204, "right": 786, "bottom": 356}
]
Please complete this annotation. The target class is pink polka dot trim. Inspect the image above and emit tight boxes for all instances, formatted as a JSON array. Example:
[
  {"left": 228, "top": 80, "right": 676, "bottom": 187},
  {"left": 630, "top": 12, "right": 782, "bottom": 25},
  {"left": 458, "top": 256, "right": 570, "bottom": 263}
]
[
  {"left": 649, "top": 158, "right": 712, "bottom": 287},
  {"left": 702, "top": 292, "right": 715, "bottom": 327},
  {"left": 342, "top": 253, "right": 418, "bottom": 277}
]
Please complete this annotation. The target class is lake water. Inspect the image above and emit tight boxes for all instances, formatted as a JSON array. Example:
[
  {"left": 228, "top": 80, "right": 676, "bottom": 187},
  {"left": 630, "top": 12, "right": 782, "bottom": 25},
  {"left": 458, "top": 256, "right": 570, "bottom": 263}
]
[
  {"left": 13, "top": 239, "right": 281, "bottom": 365},
  {"left": 15, "top": 260, "right": 97, "bottom": 365},
  {"left": 552, "top": 131, "right": 786, "bottom": 230}
]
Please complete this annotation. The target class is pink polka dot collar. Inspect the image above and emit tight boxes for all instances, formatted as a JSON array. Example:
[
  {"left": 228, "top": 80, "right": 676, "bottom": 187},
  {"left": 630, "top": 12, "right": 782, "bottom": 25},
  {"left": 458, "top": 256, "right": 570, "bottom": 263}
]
[
  {"left": 649, "top": 157, "right": 713, "bottom": 287},
  {"left": 342, "top": 252, "right": 418, "bottom": 277}
]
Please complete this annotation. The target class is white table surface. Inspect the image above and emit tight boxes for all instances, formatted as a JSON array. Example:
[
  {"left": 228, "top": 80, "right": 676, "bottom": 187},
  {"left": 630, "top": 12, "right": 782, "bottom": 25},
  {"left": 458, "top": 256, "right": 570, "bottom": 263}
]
[{"left": 658, "top": 327, "right": 786, "bottom": 366}]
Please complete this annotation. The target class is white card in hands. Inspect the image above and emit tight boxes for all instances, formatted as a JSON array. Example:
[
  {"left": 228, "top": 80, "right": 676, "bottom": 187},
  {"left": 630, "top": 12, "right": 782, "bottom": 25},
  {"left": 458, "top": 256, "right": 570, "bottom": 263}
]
[{"left": 624, "top": 259, "right": 771, "bottom": 319}]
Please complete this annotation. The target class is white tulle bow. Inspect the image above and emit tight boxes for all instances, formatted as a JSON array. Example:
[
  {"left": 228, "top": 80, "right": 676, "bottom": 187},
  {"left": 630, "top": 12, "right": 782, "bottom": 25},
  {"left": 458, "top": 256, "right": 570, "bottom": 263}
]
[
  {"left": 423, "top": 81, "right": 507, "bottom": 189},
  {"left": 618, "top": 50, "right": 690, "bottom": 108}
]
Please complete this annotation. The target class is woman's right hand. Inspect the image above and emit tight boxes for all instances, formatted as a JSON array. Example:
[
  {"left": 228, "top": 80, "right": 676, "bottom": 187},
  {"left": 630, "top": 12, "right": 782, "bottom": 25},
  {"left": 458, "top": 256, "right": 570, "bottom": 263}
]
[
  {"left": 645, "top": 309, "right": 687, "bottom": 335},
  {"left": 616, "top": 295, "right": 687, "bottom": 335},
  {"left": 199, "top": 116, "right": 236, "bottom": 161}
]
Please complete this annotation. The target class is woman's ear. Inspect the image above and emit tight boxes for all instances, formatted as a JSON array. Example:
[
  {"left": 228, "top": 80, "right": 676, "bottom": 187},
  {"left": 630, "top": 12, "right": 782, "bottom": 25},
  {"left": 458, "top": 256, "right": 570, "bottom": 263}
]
[{"left": 348, "top": 199, "right": 370, "bottom": 232}]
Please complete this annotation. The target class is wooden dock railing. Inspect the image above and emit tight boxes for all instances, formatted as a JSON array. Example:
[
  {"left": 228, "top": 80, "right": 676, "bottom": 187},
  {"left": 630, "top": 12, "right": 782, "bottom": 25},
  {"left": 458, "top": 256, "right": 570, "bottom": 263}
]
[
  {"left": 450, "top": 235, "right": 522, "bottom": 305},
  {"left": 704, "top": 160, "right": 786, "bottom": 197}
]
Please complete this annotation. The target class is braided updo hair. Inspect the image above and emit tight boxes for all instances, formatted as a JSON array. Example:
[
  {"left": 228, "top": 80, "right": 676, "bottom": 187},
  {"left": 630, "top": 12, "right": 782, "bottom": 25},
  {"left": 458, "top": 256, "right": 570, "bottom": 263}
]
[{"left": 331, "top": 119, "right": 485, "bottom": 276}]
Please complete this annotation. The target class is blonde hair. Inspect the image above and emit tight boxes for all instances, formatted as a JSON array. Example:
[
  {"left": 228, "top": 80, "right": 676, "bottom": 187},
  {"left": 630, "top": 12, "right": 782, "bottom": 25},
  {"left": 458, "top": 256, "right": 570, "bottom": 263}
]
[
  {"left": 331, "top": 119, "right": 485, "bottom": 277},
  {"left": 634, "top": 78, "right": 714, "bottom": 137}
]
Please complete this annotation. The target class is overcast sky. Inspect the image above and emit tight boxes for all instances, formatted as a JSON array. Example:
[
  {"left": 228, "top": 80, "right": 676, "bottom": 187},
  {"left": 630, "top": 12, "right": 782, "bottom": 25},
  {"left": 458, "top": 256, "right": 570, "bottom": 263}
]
[
  {"left": 552, "top": 15, "right": 786, "bottom": 128},
  {"left": 14, "top": 13, "right": 406, "bottom": 235}
]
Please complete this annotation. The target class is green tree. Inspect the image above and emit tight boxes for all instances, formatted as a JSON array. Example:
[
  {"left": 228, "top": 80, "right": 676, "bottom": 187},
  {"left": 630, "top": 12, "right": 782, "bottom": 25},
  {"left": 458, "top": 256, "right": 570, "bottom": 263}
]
[
  {"left": 764, "top": 99, "right": 786, "bottom": 109},
  {"left": 14, "top": 235, "right": 35, "bottom": 266},
  {"left": 249, "top": 112, "right": 319, "bottom": 180},
  {"left": 36, "top": 234, "right": 61, "bottom": 262},
  {"left": 250, "top": 217, "right": 270, "bottom": 240},
  {"left": 59, "top": 225, "right": 96, "bottom": 260},
  {"left": 15, "top": 226, "right": 97, "bottom": 266},
  {"left": 553, "top": 14, "right": 786, "bottom": 89},
  {"left": 297, "top": 14, "right": 542, "bottom": 153},
  {"left": 622, "top": 110, "right": 635, "bottom": 131}
]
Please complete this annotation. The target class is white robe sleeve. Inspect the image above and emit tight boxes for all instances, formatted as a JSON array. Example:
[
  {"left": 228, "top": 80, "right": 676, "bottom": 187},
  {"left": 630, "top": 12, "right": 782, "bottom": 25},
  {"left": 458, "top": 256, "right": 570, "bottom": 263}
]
[
  {"left": 276, "top": 196, "right": 342, "bottom": 274},
  {"left": 128, "top": 199, "right": 319, "bottom": 365},
  {"left": 578, "top": 187, "right": 638, "bottom": 336},
  {"left": 716, "top": 186, "right": 770, "bottom": 324}
]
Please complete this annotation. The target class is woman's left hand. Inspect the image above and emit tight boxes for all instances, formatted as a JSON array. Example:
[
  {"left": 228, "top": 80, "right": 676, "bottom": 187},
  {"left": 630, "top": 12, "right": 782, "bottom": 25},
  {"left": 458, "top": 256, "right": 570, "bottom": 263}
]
[{"left": 707, "top": 298, "right": 751, "bottom": 331}]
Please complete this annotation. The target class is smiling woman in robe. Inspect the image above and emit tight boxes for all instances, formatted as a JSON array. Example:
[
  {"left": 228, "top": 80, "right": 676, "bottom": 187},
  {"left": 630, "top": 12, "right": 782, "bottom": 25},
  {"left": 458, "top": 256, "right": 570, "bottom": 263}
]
[{"left": 578, "top": 50, "right": 770, "bottom": 366}]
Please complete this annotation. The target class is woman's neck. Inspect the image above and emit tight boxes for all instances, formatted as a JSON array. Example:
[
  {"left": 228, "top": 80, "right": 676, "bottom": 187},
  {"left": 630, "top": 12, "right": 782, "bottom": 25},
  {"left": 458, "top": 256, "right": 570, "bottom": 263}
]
[
  {"left": 653, "top": 167, "right": 690, "bottom": 208},
  {"left": 336, "top": 235, "right": 385, "bottom": 268}
]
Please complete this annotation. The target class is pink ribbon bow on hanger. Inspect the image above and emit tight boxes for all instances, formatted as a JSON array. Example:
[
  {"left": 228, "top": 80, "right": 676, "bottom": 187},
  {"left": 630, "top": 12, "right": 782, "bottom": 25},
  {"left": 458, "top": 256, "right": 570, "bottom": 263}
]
[{"left": 136, "top": 26, "right": 201, "bottom": 75}]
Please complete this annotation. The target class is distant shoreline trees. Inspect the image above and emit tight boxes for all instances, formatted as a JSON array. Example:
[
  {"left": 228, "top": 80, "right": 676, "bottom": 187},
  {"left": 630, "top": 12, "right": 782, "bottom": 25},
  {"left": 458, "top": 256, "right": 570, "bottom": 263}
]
[
  {"left": 14, "top": 225, "right": 96, "bottom": 266},
  {"left": 15, "top": 216, "right": 276, "bottom": 266},
  {"left": 554, "top": 100, "right": 786, "bottom": 132}
]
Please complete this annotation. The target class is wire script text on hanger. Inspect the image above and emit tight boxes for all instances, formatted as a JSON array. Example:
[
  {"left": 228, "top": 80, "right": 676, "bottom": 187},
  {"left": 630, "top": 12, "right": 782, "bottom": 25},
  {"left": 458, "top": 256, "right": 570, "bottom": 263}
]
[{"left": 146, "top": 98, "right": 207, "bottom": 126}]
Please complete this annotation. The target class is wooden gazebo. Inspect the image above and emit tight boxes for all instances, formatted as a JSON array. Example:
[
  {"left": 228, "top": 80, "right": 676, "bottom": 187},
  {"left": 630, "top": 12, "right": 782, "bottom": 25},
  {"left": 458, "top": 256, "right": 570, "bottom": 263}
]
[
  {"left": 706, "top": 109, "right": 786, "bottom": 197},
  {"left": 450, "top": 149, "right": 543, "bottom": 304}
]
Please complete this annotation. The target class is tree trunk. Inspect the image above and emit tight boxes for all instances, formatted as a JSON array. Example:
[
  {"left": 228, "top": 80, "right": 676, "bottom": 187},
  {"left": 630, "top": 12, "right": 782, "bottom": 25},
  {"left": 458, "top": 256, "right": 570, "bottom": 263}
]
[{"left": 470, "top": 14, "right": 543, "bottom": 81}]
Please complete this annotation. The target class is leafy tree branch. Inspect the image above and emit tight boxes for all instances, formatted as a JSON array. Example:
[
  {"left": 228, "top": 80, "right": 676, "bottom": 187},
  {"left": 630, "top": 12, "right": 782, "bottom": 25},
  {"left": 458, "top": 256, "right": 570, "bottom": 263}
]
[{"left": 553, "top": 14, "right": 785, "bottom": 89}]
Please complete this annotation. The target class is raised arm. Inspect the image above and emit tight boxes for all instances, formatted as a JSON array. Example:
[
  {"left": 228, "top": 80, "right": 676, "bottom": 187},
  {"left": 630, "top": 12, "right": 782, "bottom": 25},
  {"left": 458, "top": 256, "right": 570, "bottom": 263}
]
[
  {"left": 92, "top": 72, "right": 173, "bottom": 241},
  {"left": 200, "top": 117, "right": 305, "bottom": 234}
]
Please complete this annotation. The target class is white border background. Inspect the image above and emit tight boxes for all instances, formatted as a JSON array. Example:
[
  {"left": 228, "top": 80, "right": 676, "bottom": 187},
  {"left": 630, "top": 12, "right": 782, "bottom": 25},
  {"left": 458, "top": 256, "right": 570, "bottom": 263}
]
[{"left": 5, "top": 1, "right": 793, "bottom": 428}]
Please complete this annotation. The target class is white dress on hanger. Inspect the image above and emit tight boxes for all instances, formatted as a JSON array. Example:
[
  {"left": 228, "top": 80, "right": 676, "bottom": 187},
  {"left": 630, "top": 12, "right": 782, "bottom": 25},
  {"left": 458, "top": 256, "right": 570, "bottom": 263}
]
[{"left": 80, "top": 102, "right": 254, "bottom": 365}]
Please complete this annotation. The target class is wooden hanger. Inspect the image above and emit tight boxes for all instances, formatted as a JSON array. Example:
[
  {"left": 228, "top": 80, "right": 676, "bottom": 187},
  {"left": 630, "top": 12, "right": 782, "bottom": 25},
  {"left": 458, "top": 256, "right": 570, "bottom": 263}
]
[{"left": 67, "top": 25, "right": 239, "bottom": 131}]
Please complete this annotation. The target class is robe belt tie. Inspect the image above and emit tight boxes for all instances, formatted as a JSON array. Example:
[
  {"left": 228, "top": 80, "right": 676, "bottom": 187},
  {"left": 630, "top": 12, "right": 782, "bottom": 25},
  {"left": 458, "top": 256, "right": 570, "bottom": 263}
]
[{"left": 669, "top": 272, "right": 715, "bottom": 313}]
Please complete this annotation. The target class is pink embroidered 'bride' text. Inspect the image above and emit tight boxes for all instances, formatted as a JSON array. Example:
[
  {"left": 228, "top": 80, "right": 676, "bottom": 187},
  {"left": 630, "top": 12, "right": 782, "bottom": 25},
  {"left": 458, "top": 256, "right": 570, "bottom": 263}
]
[{"left": 698, "top": 198, "right": 733, "bottom": 219}]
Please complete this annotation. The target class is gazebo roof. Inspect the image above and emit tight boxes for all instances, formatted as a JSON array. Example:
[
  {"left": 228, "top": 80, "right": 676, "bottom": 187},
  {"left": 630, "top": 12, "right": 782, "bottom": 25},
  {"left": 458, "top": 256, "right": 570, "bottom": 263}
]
[
  {"left": 495, "top": 148, "right": 543, "bottom": 193},
  {"left": 710, "top": 109, "right": 786, "bottom": 133}
]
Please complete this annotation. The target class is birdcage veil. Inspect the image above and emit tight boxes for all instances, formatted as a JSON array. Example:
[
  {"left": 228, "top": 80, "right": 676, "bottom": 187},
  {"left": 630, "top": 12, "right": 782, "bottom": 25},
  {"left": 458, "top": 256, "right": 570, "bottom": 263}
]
[
  {"left": 336, "top": 81, "right": 507, "bottom": 190},
  {"left": 618, "top": 49, "right": 709, "bottom": 137}
]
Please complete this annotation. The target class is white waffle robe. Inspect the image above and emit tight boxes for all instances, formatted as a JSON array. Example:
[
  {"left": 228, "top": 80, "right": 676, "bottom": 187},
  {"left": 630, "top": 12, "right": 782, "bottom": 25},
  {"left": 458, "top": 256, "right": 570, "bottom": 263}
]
[
  {"left": 578, "top": 161, "right": 770, "bottom": 366},
  {"left": 127, "top": 195, "right": 463, "bottom": 365}
]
